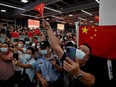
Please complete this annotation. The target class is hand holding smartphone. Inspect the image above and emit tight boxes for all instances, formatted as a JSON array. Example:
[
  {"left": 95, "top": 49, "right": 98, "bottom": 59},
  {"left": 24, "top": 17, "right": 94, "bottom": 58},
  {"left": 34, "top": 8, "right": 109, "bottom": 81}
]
[
  {"left": 13, "top": 53, "right": 19, "bottom": 61},
  {"left": 66, "top": 47, "right": 76, "bottom": 61}
]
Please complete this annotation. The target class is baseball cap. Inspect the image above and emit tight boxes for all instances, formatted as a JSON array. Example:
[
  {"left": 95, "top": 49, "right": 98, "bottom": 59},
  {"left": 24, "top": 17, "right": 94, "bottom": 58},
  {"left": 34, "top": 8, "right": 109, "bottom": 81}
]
[
  {"left": 24, "top": 37, "right": 30, "bottom": 41},
  {"left": 40, "top": 41, "right": 50, "bottom": 49}
]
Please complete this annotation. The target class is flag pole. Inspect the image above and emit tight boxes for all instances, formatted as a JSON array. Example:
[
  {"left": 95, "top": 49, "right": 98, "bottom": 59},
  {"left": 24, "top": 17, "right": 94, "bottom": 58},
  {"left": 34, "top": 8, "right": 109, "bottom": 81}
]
[{"left": 75, "top": 20, "right": 81, "bottom": 47}]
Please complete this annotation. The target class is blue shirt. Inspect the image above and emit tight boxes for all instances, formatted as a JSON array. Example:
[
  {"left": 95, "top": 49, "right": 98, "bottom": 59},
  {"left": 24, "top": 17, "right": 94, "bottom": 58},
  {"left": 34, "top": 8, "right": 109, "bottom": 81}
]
[
  {"left": 36, "top": 55, "right": 62, "bottom": 82},
  {"left": 20, "top": 57, "right": 36, "bottom": 82}
]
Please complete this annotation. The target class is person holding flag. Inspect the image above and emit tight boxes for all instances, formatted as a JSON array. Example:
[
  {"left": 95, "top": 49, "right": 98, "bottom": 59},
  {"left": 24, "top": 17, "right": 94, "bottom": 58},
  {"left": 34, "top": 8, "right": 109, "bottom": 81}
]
[{"left": 41, "top": 19, "right": 95, "bottom": 87}]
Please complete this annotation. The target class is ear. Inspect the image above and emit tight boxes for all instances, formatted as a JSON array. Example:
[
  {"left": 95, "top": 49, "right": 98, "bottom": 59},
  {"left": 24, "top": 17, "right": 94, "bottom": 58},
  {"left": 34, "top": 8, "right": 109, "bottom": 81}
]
[{"left": 83, "top": 56, "right": 89, "bottom": 62}]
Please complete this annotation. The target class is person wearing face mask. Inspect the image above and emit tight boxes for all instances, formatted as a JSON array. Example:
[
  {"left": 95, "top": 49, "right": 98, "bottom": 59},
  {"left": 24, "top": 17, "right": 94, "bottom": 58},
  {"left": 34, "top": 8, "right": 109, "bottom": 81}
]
[
  {"left": 34, "top": 42, "right": 42, "bottom": 60},
  {"left": 0, "top": 42, "right": 14, "bottom": 87},
  {"left": 24, "top": 37, "right": 31, "bottom": 48},
  {"left": 42, "top": 20, "right": 95, "bottom": 87},
  {"left": 36, "top": 40, "right": 62, "bottom": 87},
  {"left": 13, "top": 47, "right": 36, "bottom": 87}
]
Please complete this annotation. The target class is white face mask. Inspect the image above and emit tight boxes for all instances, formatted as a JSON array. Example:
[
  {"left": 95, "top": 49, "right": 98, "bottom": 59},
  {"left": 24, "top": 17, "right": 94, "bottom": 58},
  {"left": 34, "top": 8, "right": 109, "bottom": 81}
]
[
  {"left": 18, "top": 44, "right": 23, "bottom": 48},
  {"left": 25, "top": 54, "right": 31, "bottom": 60},
  {"left": 76, "top": 49, "right": 86, "bottom": 60},
  {"left": 32, "top": 43, "right": 35, "bottom": 47},
  {"left": 37, "top": 46, "right": 40, "bottom": 49},
  {"left": 0, "top": 48, "right": 8, "bottom": 53}
]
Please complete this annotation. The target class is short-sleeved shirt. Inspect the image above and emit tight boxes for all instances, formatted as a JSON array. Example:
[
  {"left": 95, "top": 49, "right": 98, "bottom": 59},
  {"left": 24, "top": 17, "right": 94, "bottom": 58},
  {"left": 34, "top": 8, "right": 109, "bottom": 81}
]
[
  {"left": 20, "top": 57, "right": 36, "bottom": 82},
  {"left": 36, "top": 55, "right": 62, "bottom": 82},
  {"left": 0, "top": 51, "right": 14, "bottom": 80}
]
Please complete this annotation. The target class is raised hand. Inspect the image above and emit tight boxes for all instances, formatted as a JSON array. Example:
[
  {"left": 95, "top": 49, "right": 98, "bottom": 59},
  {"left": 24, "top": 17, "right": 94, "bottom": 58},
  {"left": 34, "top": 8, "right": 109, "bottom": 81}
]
[{"left": 42, "top": 19, "right": 51, "bottom": 30}]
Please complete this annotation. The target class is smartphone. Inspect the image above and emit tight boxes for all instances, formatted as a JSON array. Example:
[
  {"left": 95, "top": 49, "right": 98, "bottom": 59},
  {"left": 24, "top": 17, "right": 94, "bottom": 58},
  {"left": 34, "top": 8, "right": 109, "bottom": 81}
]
[
  {"left": 66, "top": 47, "right": 76, "bottom": 61},
  {"left": 13, "top": 53, "right": 19, "bottom": 61}
]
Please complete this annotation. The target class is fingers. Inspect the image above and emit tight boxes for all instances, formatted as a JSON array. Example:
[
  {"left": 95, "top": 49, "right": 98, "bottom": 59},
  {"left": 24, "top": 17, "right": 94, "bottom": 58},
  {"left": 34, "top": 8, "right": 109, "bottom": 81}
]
[
  {"left": 13, "top": 58, "right": 17, "bottom": 62},
  {"left": 74, "top": 58, "right": 79, "bottom": 63},
  {"left": 42, "top": 21, "right": 45, "bottom": 28},
  {"left": 65, "top": 57, "right": 75, "bottom": 65},
  {"left": 63, "top": 61, "right": 72, "bottom": 71}
]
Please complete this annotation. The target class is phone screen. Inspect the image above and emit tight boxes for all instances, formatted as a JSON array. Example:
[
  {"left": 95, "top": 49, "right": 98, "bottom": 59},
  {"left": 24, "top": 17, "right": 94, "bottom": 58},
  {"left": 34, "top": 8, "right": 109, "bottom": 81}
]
[
  {"left": 66, "top": 47, "right": 76, "bottom": 61},
  {"left": 13, "top": 53, "right": 19, "bottom": 61}
]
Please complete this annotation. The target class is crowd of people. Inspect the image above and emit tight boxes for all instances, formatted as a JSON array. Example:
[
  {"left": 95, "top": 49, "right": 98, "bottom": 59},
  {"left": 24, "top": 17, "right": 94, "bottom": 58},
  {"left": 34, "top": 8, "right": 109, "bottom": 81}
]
[{"left": 0, "top": 20, "right": 96, "bottom": 87}]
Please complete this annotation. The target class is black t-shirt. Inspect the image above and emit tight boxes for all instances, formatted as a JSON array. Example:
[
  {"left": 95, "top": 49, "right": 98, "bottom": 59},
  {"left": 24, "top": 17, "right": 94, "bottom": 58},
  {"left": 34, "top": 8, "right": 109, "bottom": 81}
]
[{"left": 61, "top": 53, "right": 95, "bottom": 87}]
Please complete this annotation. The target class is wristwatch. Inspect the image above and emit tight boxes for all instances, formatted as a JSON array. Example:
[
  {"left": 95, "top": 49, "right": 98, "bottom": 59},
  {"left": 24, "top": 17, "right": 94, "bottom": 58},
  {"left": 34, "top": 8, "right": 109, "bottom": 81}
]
[{"left": 73, "top": 73, "right": 82, "bottom": 80}]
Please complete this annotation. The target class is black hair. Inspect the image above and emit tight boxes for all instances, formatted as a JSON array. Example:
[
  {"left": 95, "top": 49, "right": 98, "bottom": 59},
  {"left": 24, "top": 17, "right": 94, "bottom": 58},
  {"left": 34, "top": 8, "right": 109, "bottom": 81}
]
[
  {"left": 2, "top": 42, "right": 10, "bottom": 47},
  {"left": 35, "top": 42, "right": 40, "bottom": 52},
  {"left": 27, "top": 47, "right": 35, "bottom": 55},
  {"left": 66, "top": 42, "right": 74, "bottom": 47},
  {"left": 24, "top": 37, "right": 30, "bottom": 41},
  {"left": 82, "top": 43, "right": 92, "bottom": 53},
  {"left": 14, "top": 39, "right": 19, "bottom": 42},
  {"left": 82, "top": 43, "right": 92, "bottom": 58},
  {"left": 20, "top": 40, "right": 25, "bottom": 45}
]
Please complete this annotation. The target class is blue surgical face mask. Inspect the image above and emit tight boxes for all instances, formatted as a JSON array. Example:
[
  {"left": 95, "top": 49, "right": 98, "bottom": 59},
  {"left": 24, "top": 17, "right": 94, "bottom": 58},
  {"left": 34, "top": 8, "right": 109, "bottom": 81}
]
[
  {"left": 76, "top": 49, "right": 86, "bottom": 60},
  {"left": 25, "top": 54, "right": 31, "bottom": 60},
  {"left": 0, "top": 48, "right": 8, "bottom": 53},
  {"left": 41, "top": 50, "right": 48, "bottom": 56}
]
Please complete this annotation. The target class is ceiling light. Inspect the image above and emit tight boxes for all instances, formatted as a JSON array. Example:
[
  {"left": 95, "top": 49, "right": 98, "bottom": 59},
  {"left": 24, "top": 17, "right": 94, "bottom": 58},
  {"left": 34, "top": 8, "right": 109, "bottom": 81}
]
[
  {"left": 90, "top": 21, "right": 93, "bottom": 23},
  {"left": 51, "top": 15, "right": 64, "bottom": 20},
  {"left": 44, "top": 7, "right": 62, "bottom": 13},
  {"left": 1, "top": 9, "right": 6, "bottom": 12},
  {"left": 56, "top": 20, "right": 65, "bottom": 23},
  {"left": 81, "top": 10, "right": 93, "bottom": 16},
  {"left": 20, "top": 14, "right": 38, "bottom": 18},
  {"left": 95, "top": 0, "right": 100, "bottom": 4},
  {"left": 21, "top": 0, "right": 28, "bottom": 3},
  {"left": 78, "top": 17, "right": 87, "bottom": 21},
  {"left": 46, "top": 18, "right": 50, "bottom": 20},
  {"left": 1, "top": 19, "right": 15, "bottom": 22},
  {"left": 69, "top": 14, "right": 73, "bottom": 17},
  {"left": 0, "top": 3, "right": 25, "bottom": 10}
]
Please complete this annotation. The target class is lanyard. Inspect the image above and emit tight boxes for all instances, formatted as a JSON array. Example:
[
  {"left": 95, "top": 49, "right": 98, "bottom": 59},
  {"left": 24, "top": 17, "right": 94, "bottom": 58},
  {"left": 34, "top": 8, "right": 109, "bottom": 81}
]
[{"left": 44, "top": 58, "right": 50, "bottom": 77}]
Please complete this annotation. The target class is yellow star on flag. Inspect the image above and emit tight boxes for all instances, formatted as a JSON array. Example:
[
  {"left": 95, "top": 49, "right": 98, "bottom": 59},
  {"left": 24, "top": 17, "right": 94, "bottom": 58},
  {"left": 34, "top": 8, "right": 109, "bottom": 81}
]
[
  {"left": 91, "top": 36, "right": 93, "bottom": 39},
  {"left": 82, "top": 27, "right": 89, "bottom": 34},
  {"left": 38, "top": 8, "right": 40, "bottom": 11},
  {"left": 94, "top": 34, "right": 97, "bottom": 37}
]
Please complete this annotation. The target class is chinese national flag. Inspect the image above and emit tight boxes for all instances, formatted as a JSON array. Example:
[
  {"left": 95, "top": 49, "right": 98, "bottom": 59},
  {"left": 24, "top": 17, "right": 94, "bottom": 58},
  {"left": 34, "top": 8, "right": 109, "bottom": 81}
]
[
  {"left": 34, "top": 3, "right": 45, "bottom": 17},
  {"left": 79, "top": 26, "right": 116, "bottom": 60}
]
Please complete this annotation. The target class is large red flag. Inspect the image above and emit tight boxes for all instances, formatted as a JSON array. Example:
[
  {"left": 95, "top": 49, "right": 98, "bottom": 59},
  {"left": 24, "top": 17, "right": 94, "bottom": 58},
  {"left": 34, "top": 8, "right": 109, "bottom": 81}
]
[
  {"left": 34, "top": 3, "right": 45, "bottom": 17},
  {"left": 79, "top": 26, "right": 116, "bottom": 60}
]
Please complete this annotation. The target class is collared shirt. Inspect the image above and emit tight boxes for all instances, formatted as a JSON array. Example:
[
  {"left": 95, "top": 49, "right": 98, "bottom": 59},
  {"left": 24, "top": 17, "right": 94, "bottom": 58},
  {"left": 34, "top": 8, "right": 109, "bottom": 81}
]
[
  {"left": 20, "top": 56, "right": 36, "bottom": 82},
  {"left": 36, "top": 55, "right": 62, "bottom": 82}
]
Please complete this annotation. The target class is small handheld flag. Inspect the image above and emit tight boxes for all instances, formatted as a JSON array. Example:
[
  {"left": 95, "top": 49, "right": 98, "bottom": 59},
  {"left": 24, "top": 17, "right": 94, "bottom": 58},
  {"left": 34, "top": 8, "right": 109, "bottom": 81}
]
[{"left": 34, "top": 3, "right": 45, "bottom": 17}]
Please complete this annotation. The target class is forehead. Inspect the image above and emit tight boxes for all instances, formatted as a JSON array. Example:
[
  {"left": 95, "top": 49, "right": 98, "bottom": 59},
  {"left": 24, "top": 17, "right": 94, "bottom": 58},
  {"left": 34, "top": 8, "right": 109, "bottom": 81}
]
[
  {"left": 19, "top": 41, "right": 23, "bottom": 44},
  {"left": 79, "top": 45, "right": 90, "bottom": 54},
  {"left": 2, "top": 44, "right": 8, "bottom": 47},
  {"left": 26, "top": 49, "right": 32, "bottom": 54},
  {"left": 37, "top": 43, "right": 40, "bottom": 45}
]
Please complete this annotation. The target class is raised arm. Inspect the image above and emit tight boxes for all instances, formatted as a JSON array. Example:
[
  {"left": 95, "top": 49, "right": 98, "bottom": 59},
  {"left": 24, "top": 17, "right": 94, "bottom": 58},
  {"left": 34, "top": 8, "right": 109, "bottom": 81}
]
[{"left": 42, "top": 20, "right": 64, "bottom": 59}]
